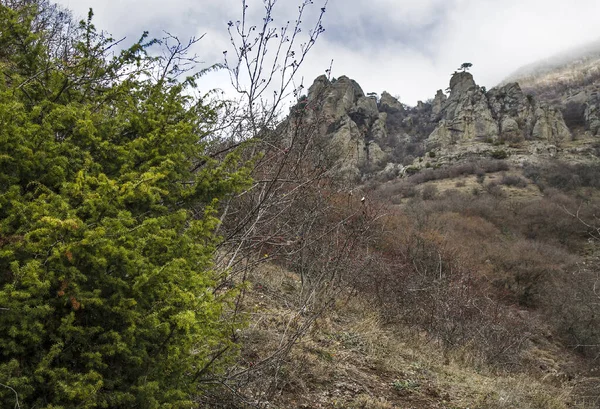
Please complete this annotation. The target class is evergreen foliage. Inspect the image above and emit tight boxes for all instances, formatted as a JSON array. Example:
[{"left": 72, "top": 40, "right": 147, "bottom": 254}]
[
  {"left": 0, "top": 2, "right": 251, "bottom": 407},
  {"left": 459, "top": 62, "right": 473, "bottom": 72}
]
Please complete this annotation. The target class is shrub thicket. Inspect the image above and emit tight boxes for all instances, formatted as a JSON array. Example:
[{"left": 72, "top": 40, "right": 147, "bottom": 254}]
[{"left": 524, "top": 162, "right": 600, "bottom": 191}]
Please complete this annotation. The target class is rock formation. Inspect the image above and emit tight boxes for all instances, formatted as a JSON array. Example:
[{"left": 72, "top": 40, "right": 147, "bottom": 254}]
[
  {"left": 428, "top": 72, "right": 498, "bottom": 147},
  {"left": 304, "top": 75, "right": 387, "bottom": 181},
  {"left": 431, "top": 90, "right": 447, "bottom": 118},
  {"left": 429, "top": 72, "right": 570, "bottom": 148},
  {"left": 488, "top": 82, "right": 570, "bottom": 144},
  {"left": 379, "top": 91, "right": 404, "bottom": 114},
  {"left": 297, "top": 70, "right": 575, "bottom": 181},
  {"left": 585, "top": 90, "right": 600, "bottom": 135}
]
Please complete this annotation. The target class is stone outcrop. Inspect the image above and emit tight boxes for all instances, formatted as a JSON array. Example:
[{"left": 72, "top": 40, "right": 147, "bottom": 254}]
[
  {"left": 487, "top": 82, "right": 534, "bottom": 142},
  {"left": 304, "top": 75, "right": 388, "bottom": 180},
  {"left": 296, "top": 71, "right": 576, "bottom": 181},
  {"left": 371, "top": 112, "right": 388, "bottom": 142},
  {"left": 350, "top": 96, "right": 379, "bottom": 127},
  {"left": 488, "top": 82, "right": 570, "bottom": 144},
  {"left": 559, "top": 87, "right": 600, "bottom": 135},
  {"left": 429, "top": 72, "right": 570, "bottom": 148},
  {"left": 531, "top": 106, "right": 572, "bottom": 144},
  {"left": 449, "top": 72, "right": 476, "bottom": 95},
  {"left": 428, "top": 72, "right": 498, "bottom": 147},
  {"left": 306, "top": 75, "right": 365, "bottom": 122},
  {"left": 585, "top": 91, "right": 600, "bottom": 135},
  {"left": 431, "top": 90, "right": 447, "bottom": 118},
  {"left": 379, "top": 91, "right": 404, "bottom": 114}
]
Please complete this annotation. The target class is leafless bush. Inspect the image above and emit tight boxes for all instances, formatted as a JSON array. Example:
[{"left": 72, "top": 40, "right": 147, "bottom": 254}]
[
  {"left": 524, "top": 161, "right": 600, "bottom": 191},
  {"left": 194, "top": 1, "right": 363, "bottom": 405},
  {"left": 548, "top": 202, "right": 600, "bottom": 360},
  {"left": 488, "top": 239, "right": 576, "bottom": 307},
  {"left": 421, "top": 184, "right": 438, "bottom": 200},
  {"left": 500, "top": 174, "right": 528, "bottom": 188},
  {"left": 404, "top": 160, "right": 510, "bottom": 186},
  {"left": 345, "top": 206, "right": 530, "bottom": 368},
  {"left": 353, "top": 185, "right": 596, "bottom": 370},
  {"left": 375, "top": 180, "right": 417, "bottom": 200}
]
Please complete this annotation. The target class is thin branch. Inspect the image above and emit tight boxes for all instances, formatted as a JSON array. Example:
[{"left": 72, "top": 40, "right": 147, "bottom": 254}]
[{"left": 0, "top": 383, "right": 20, "bottom": 409}]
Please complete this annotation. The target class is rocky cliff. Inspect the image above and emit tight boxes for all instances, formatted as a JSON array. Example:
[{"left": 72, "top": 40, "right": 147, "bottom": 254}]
[
  {"left": 585, "top": 90, "right": 600, "bottom": 135},
  {"left": 303, "top": 75, "right": 387, "bottom": 180},
  {"left": 504, "top": 39, "right": 600, "bottom": 135},
  {"left": 429, "top": 72, "right": 570, "bottom": 148},
  {"left": 300, "top": 70, "right": 587, "bottom": 180}
]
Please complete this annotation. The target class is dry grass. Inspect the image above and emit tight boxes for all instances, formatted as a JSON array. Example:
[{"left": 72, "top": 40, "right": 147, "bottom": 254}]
[
  {"left": 203, "top": 165, "right": 600, "bottom": 408},
  {"left": 209, "top": 263, "right": 593, "bottom": 409}
]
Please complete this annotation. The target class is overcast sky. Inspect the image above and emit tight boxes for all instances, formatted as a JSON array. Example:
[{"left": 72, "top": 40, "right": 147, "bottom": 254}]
[{"left": 56, "top": 0, "right": 600, "bottom": 105}]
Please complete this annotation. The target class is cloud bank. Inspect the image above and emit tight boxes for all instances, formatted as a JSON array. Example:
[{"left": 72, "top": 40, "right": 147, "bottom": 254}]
[{"left": 56, "top": 0, "right": 600, "bottom": 105}]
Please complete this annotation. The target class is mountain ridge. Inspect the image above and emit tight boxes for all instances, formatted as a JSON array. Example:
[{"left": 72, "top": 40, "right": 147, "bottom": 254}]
[{"left": 296, "top": 68, "right": 599, "bottom": 183}]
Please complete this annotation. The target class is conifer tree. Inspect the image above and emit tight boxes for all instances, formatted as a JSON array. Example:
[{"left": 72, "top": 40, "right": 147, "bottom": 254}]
[{"left": 0, "top": 2, "right": 251, "bottom": 407}]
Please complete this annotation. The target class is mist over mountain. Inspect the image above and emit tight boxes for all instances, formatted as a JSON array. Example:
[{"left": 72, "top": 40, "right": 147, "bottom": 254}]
[{"left": 504, "top": 38, "right": 600, "bottom": 85}]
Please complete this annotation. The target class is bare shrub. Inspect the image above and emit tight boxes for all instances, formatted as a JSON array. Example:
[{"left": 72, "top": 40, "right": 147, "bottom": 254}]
[
  {"left": 485, "top": 182, "right": 505, "bottom": 197},
  {"left": 549, "top": 264, "right": 600, "bottom": 360},
  {"left": 489, "top": 239, "right": 576, "bottom": 307},
  {"left": 349, "top": 206, "right": 529, "bottom": 368},
  {"left": 421, "top": 184, "right": 438, "bottom": 200},
  {"left": 500, "top": 174, "right": 528, "bottom": 188},
  {"left": 516, "top": 197, "right": 587, "bottom": 248},
  {"left": 375, "top": 180, "right": 417, "bottom": 200},
  {"left": 524, "top": 162, "right": 600, "bottom": 191},
  {"left": 405, "top": 160, "right": 510, "bottom": 186}
]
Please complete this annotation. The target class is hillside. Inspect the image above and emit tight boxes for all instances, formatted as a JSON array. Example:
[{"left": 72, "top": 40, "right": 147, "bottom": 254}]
[
  {"left": 2, "top": 1, "right": 600, "bottom": 408},
  {"left": 501, "top": 39, "right": 600, "bottom": 134},
  {"left": 504, "top": 38, "right": 600, "bottom": 87},
  {"left": 202, "top": 59, "right": 600, "bottom": 406}
]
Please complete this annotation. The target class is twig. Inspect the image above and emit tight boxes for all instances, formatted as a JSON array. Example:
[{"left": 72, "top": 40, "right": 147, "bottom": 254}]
[{"left": 0, "top": 383, "right": 20, "bottom": 409}]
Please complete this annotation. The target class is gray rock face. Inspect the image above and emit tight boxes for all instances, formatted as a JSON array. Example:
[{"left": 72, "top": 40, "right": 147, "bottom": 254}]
[
  {"left": 585, "top": 91, "right": 600, "bottom": 135},
  {"left": 429, "top": 73, "right": 570, "bottom": 147},
  {"left": 488, "top": 82, "right": 570, "bottom": 143},
  {"left": 432, "top": 90, "right": 447, "bottom": 118},
  {"left": 429, "top": 72, "right": 498, "bottom": 146},
  {"left": 307, "top": 75, "right": 365, "bottom": 122},
  {"left": 487, "top": 82, "right": 535, "bottom": 142},
  {"left": 532, "top": 106, "right": 572, "bottom": 144},
  {"left": 488, "top": 83, "right": 531, "bottom": 117},
  {"left": 500, "top": 117, "right": 521, "bottom": 141},
  {"left": 304, "top": 75, "right": 388, "bottom": 180},
  {"left": 350, "top": 96, "right": 379, "bottom": 127},
  {"left": 371, "top": 112, "right": 388, "bottom": 142},
  {"left": 297, "top": 72, "right": 573, "bottom": 180},
  {"left": 379, "top": 91, "right": 404, "bottom": 114},
  {"left": 449, "top": 72, "right": 477, "bottom": 96}
]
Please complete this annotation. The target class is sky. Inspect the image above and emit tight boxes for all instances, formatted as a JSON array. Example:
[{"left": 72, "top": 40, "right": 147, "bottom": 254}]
[{"left": 55, "top": 0, "right": 600, "bottom": 106}]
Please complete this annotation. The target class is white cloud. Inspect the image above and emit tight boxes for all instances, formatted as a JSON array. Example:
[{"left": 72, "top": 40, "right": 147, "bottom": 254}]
[{"left": 55, "top": 0, "right": 600, "bottom": 105}]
